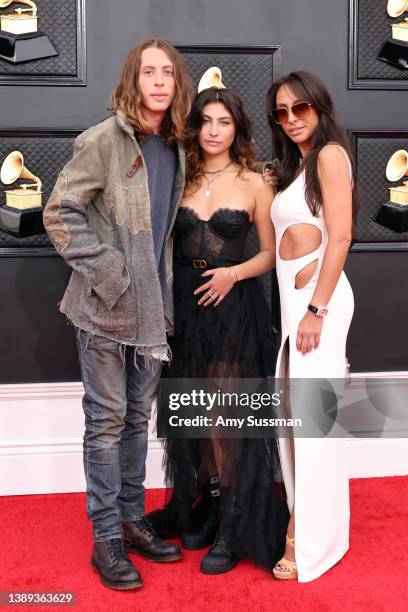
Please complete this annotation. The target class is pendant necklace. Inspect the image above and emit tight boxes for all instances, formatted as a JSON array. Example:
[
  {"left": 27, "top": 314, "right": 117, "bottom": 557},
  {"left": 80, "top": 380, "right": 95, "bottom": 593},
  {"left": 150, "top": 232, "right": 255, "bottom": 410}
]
[{"left": 203, "top": 161, "right": 233, "bottom": 197}]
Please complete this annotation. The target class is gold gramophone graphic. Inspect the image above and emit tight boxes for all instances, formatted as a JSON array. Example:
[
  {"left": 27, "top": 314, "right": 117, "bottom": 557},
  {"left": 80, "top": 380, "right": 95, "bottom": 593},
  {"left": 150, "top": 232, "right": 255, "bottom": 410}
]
[
  {"left": 374, "top": 148, "right": 408, "bottom": 232},
  {"left": 0, "top": 0, "right": 58, "bottom": 63},
  {"left": 0, "top": 150, "right": 45, "bottom": 237},
  {"left": 377, "top": 0, "right": 408, "bottom": 69},
  {"left": 386, "top": 149, "right": 408, "bottom": 202},
  {"left": 197, "top": 67, "right": 226, "bottom": 93}
]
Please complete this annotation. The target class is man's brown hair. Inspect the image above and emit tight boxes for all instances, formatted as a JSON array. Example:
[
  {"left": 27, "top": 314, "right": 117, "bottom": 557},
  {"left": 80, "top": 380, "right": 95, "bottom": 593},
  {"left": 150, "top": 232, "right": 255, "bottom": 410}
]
[{"left": 111, "top": 38, "right": 192, "bottom": 143}]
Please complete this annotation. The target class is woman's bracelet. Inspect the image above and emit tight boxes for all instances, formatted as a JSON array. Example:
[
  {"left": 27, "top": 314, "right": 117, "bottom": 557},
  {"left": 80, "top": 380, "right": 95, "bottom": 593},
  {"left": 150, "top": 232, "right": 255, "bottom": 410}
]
[{"left": 229, "top": 266, "right": 239, "bottom": 283}]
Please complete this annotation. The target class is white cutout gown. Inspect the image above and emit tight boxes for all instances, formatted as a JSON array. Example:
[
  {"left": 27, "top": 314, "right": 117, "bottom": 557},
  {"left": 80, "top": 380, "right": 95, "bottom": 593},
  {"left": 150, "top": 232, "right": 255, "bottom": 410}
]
[{"left": 271, "top": 154, "right": 354, "bottom": 582}]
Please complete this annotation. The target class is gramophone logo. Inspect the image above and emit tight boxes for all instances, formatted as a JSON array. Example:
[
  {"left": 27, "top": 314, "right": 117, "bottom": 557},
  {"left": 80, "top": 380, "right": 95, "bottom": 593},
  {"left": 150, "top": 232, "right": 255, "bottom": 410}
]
[
  {"left": 386, "top": 149, "right": 408, "bottom": 204},
  {"left": 197, "top": 66, "right": 226, "bottom": 93},
  {"left": 0, "top": 150, "right": 45, "bottom": 237},
  {"left": 373, "top": 147, "right": 408, "bottom": 233},
  {"left": 0, "top": 0, "right": 58, "bottom": 63},
  {"left": 377, "top": 0, "right": 408, "bottom": 69}
]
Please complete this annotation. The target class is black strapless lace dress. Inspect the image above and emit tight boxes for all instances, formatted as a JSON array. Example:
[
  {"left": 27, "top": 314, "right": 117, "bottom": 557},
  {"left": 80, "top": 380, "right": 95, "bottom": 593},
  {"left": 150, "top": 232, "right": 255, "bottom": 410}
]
[{"left": 154, "top": 206, "right": 289, "bottom": 570}]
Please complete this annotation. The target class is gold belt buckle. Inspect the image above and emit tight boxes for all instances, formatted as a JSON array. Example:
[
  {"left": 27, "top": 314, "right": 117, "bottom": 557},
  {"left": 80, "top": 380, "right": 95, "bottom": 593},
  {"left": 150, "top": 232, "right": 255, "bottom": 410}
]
[{"left": 192, "top": 259, "right": 207, "bottom": 269}]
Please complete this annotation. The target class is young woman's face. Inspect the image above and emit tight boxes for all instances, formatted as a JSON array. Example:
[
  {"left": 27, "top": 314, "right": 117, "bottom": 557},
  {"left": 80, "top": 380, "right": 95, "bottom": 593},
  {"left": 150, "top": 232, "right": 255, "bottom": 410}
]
[
  {"left": 138, "top": 47, "right": 176, "bottom": 114},
  {"left": 198, "top": 102, "right": 236, "bottom": 156},
  {"left": 274, "top": 84, "right": 319, "bottom": 150}
]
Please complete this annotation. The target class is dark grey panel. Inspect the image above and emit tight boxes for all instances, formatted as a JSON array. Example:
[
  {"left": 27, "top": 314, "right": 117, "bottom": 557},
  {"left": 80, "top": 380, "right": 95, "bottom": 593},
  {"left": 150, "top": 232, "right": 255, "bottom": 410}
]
[
  {"left": 351, "top": 131, "right": 408, "bottom": 243},
  {"left": 0, "top": 251, "right": 80, "bottom": 383},
  {"left": 0, "top": 0, "right": 86, "bottom": 85},
  {"left": 179, "top": 45, "right": 280, "bottom": 161},
  {"left": 345, "top": 251, "right": 408, "bottom": 372},
  {"left": 349, "top": 0, "right": 408, "bottom": 89}
]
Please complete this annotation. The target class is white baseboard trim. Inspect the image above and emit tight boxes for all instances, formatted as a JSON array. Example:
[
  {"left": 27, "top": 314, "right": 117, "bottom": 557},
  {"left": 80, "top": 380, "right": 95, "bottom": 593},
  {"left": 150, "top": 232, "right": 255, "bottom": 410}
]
[{"left": 1, "top": 375, "right": 407, "bottom": 496}]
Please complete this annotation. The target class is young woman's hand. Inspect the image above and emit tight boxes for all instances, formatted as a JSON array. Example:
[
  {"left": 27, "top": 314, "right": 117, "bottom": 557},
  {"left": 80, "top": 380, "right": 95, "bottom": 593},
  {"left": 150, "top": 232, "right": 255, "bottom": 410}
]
[
  {"left": 263, "top": 167, "right": 278, "bottom": 190},
  {"left": 296, "top": 310, "right": 324, "bottom": 355},
  {"left": 194, "top": 267, "right": 237, "bottom": 307}
]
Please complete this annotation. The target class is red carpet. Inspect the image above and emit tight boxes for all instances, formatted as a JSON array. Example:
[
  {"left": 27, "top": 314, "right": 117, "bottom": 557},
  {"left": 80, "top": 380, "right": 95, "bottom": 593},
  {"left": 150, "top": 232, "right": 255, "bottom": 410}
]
[{"left": 1, "top": 476, "right": 408, "bottom": 612}]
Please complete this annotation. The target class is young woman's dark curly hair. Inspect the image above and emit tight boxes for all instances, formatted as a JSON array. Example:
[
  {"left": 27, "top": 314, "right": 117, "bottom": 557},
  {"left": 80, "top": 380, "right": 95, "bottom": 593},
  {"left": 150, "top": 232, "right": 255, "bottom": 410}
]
[
  {"left": 184, "top": 87, "right": 255, "bottom": 196},
  {"left": 266, "top": 70, "right": 359, "bottom": 236}
]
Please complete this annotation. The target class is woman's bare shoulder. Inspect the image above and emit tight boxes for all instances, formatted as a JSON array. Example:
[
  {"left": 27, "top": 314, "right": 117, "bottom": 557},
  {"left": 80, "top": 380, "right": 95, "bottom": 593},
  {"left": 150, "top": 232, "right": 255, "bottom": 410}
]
[
  {"left": 237, "top": 168, "right": 271, "bottom": 192},
  {"left": 318, "top": 142, "right": 350, "bottom": 165}
]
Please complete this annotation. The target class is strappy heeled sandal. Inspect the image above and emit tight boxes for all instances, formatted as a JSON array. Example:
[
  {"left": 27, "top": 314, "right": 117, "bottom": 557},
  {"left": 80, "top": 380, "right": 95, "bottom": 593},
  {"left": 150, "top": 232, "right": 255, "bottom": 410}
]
[{"left": 272, "top": 536, "right": 297, "bottom": 580}]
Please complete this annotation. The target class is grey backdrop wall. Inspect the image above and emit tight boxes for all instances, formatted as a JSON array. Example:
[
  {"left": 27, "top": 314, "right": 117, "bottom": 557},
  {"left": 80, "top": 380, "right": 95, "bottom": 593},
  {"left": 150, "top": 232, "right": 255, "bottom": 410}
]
[{"left": 0, "top": 0, "right": 407, "bottom": 381}]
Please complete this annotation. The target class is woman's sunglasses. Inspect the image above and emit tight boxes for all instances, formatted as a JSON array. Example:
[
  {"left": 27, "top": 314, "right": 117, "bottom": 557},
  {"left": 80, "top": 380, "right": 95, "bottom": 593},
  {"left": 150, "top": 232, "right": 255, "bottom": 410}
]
[{"left": 270, "top": 102, "right": 312, "bottom": 125}]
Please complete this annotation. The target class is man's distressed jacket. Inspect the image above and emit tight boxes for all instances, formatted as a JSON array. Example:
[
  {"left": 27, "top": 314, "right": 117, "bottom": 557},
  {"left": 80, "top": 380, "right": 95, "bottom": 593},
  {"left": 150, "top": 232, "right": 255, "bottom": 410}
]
[{"left": 43, "top": 110, "right": 185, "bottom": 362}]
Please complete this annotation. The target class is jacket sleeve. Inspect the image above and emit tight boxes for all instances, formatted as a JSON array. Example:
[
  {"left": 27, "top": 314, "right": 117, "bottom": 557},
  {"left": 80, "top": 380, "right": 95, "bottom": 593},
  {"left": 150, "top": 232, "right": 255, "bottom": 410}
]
[{"left": 43, "top": 135, "right": 129, "bottom": 310}]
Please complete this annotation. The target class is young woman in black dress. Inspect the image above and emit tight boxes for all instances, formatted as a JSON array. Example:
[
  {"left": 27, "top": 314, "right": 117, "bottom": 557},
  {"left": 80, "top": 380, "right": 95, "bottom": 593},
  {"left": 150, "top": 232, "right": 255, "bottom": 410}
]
[{"left": 148, "top": 86, "right": 289, "bottom": 575}]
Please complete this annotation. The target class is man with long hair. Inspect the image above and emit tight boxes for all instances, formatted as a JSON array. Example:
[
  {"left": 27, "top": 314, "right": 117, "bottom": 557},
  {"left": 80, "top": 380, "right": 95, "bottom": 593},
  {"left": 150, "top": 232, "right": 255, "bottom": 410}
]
[{"left": 44, "top": 38, "right": 192, "bottom": 590}]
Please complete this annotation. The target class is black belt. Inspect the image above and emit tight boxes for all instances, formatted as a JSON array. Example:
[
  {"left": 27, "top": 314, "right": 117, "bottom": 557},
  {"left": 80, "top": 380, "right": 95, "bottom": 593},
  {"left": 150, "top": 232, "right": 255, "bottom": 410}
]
[{"left": 174, "top": 257, "right": 240, "bottom": 269}]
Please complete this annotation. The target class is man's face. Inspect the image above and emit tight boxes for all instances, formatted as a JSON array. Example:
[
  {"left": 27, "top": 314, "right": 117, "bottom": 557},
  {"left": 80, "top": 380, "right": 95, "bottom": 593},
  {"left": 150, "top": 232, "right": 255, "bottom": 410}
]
[{"left": 138, "top": 47, "right": 176, "bottom": 115}]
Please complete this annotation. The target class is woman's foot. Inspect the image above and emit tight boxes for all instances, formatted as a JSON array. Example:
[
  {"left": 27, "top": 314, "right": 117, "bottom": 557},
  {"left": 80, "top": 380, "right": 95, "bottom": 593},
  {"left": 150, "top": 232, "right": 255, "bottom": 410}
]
[
  {"left": 146, "top": 486, "right": 216, "bottom": 542},
  {"left": 182, "top": 494, "right": 220, "bottom": 550},
  {"left": 200, "top": 531, "right": 239, "bottom": 574},
  {"left": 272, "top": 535, "right": 297, "bottom": 580}
]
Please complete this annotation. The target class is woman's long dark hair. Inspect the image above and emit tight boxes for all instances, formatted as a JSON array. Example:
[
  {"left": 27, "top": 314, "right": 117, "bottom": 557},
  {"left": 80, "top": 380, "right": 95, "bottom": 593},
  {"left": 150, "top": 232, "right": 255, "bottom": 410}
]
[
  {"left": 266, "top": 71, "right": 358, "bottom": 235},
  {"left": 185, "top": 87, "right": 255, "bottom": 196}
]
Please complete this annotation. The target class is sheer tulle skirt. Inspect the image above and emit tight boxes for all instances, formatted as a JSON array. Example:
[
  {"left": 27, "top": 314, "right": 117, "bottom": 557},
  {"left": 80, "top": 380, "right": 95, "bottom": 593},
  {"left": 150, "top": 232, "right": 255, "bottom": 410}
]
[{"left": 156, "top": 264, "right": 289, "bottom": 570}]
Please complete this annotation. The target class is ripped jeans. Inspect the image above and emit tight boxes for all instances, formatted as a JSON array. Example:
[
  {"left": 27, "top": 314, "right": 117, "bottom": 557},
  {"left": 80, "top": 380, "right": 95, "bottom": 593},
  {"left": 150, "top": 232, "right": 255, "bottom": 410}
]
[{"left": 76, "top": 328, "right": 161, "bottom": 542}]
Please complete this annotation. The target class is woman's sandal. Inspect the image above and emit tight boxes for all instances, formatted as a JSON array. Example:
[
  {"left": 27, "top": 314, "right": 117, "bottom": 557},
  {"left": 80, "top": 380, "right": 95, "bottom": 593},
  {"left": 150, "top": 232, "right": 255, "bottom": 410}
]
[{"left": 272, "top": 536, "right": 298, "bottom": 580}]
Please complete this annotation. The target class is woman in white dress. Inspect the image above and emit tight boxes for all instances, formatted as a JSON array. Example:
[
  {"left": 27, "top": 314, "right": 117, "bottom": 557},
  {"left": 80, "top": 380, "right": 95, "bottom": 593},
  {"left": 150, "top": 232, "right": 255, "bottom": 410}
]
[{"left": 266, "top": 71, "right": 358, "bottom": 582}]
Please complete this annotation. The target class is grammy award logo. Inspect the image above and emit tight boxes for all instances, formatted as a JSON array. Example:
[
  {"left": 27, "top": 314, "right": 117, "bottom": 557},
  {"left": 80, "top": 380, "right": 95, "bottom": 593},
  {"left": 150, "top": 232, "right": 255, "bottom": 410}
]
[
  {"left": 377, "top": 0, "right": 408, "bottom": 69},
  {"left": 374, "top": 148, "right": 408, "bottom": 233},
  {"left": 0, "top": 150, "right": 45, "bottom": 237},
  {"left": 197, "top": 67, "right": 226, "bottom": 93},
  {"left": 0, "top": 0, "right": 58, "bottom": 63},
  {"left": 386, "top": 149, "right": 408, "bottom": 204}
]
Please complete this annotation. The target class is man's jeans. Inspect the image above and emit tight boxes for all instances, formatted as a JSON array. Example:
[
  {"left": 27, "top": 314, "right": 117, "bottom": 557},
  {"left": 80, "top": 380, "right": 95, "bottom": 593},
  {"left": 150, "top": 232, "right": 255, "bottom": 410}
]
[{"left": 76, "top": 329, "right": 161, "bottom": 542}]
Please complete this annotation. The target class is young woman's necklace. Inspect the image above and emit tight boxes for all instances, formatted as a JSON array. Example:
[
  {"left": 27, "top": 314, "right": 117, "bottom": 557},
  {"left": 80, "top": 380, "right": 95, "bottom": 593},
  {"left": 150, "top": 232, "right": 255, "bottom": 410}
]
[{"left": 203, "top": 161, "right": 233, "bottom": 197}]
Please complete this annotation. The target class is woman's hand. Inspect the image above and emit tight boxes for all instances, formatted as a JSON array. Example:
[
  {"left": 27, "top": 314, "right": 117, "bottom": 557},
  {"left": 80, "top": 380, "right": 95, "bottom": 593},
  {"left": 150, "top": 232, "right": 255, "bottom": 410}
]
[
  {"left": 296, "top": 310, "right": 324, "bottom": 355},
  {"left": 263, "top": 166, "right": 278, "bottom": 190},
  {"left": 194, "top": 267, "right": 237, "bottom": 307}
]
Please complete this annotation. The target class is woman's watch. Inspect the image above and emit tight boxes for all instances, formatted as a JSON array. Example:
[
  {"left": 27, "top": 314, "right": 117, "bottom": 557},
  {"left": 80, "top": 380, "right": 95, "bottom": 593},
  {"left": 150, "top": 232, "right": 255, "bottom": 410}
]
[{"left": 308, "top": 303, "right": 328, "bottom": 318}]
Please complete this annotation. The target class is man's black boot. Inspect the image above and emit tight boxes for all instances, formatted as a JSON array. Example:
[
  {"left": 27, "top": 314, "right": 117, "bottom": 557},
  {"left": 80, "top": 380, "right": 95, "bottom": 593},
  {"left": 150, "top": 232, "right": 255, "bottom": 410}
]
[
  {"left": 200, "top": 531, "right": 239, "bottom": 575},
  {"left": 91, "top": 538, "right": 142, "bottom": 590},
  {"left": 124, "top": 517, "right": 183, "bottom": 562}
]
